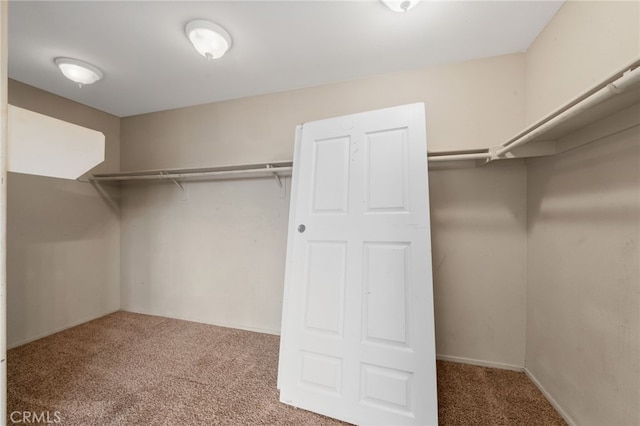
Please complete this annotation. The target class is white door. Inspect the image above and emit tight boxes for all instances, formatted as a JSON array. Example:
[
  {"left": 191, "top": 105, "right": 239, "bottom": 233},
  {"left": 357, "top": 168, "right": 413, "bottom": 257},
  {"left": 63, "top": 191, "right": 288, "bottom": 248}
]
[{"left": 278, "top": 103, "right": 437, "bottom": 425}]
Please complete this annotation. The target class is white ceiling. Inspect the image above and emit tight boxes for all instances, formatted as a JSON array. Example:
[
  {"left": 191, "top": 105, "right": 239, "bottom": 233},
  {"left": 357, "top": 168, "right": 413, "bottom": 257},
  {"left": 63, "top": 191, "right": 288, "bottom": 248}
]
[{"left": 8, "top": 1, "right": 564, "bottom": 118}]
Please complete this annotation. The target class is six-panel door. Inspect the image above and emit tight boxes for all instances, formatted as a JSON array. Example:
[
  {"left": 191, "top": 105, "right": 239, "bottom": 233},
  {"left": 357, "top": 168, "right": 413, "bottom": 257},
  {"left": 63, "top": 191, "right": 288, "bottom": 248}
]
[{"left": 279, "top": 103, "right": 437, "bottom": 425}]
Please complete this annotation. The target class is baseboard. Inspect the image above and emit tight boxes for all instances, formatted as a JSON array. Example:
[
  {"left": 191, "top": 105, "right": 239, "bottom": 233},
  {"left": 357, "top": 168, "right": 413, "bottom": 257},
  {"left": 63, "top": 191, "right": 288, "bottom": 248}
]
[
  {"left": 436, "top": 354, "right": 524, "bottom": 372},
  {"left": 524, "top": 367, "right": 576, "bottom": 426},
  {"left": 7, "top": 308, "right": 120, "bottom": 349},
  {"left": 436, "top": 355, "right": 575, "bottom": 425},
  {"left": 119, "top": 308, "right": 281, "bottom": 336}
]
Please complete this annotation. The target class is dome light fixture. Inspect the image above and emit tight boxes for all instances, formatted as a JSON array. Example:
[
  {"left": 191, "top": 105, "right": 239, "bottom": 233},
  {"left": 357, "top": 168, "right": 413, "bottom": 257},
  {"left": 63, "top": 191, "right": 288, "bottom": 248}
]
[
  {"left": 185, "top": 19, "right": 232, "bottom": 60},
  {"left": 54, "top": 57, "right": 103, "bottom": 87},
  {"left": 381, "top": 0, "right": 421, "bottom": 12}
]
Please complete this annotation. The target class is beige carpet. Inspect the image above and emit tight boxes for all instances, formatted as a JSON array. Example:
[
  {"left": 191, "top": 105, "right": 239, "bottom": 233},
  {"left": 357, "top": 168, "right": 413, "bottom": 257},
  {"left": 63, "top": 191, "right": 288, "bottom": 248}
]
[{"left": 8, "top": 311, "right": 566, "bottom": 425}]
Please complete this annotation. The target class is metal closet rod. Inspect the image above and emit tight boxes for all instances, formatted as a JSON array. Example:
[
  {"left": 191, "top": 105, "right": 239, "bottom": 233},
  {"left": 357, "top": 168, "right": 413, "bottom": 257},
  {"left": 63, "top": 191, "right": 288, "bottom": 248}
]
[
  {"left": 91, "top": 58, "right": 640, "bottom": 178},
  {"left": 429, "top": 58, "right": 640, "bottom": 163},
  {"left": 91, "top": 162, "right": 293, "bottom": 182},
  {"left": 91, "top": 156, "right": 483, "bottom": 183},
  {"left": 494, "top": 61, "right": 640, "bottom": 158},
  {"left": 427, "top": 150, "right": 491, "bottom": 162}
]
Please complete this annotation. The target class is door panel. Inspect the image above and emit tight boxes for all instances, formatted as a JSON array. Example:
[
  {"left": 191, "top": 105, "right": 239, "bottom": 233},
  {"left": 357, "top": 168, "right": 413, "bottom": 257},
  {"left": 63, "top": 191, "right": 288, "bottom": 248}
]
[
  {"left": 303, "top": 241, "right": 346, "bottom": 336},
  {"left": 365, "top": 128, "right": 409, "bottom": 212},
  {"left": 360, "top": 364, "right": 413, "bottom": 414},
  {"left": 300, "top": 351, "right": 343, "bottom": 395},
  {"left": 278, "top": 103, "right": 437, "bottom": 425},
  {"left": 310, "top": 136, "right": 350, "bottom": 214},
  {"left": 363, "top": 242, "right": 410, "bottom": 346}
]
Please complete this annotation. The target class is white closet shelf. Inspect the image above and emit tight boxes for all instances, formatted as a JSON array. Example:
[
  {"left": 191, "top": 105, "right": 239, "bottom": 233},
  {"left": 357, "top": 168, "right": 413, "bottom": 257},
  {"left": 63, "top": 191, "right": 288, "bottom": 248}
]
[
  {"left": 91, "top": 161, "right": 293, "bottom": 183},
  {"left": 90, "top": 59, "right": 640, "bottom": 179},
  {"left": 428, "top": 58, "right": 640, "bottom": 165}
]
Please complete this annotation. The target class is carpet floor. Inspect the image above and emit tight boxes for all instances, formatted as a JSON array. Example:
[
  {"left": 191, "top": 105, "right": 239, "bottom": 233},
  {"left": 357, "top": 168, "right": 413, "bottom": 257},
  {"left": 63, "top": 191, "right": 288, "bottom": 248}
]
[{"left": 7, "top": 311, "right": 566, "bottom": 425}]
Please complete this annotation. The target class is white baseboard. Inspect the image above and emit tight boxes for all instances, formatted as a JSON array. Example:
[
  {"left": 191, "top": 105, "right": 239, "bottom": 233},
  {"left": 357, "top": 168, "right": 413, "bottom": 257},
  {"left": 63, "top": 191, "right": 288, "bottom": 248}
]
[
  {"left": 9, "top": 309, "right": 281, "bottom": 351},
  {"left": 119, "top": 308, "right": 281, "bottom": 336},
  {"left": 436, "top": 354, "right": 524, "bottom": 372},
  {"left": 524, "top": 367, "right": 576, "bottom": 426},
  {"left": 436, "top": 354, "right": 575, "bottom": 425},
  {"left": 7, "top": 309, "right": 120, "bottom": 349}
]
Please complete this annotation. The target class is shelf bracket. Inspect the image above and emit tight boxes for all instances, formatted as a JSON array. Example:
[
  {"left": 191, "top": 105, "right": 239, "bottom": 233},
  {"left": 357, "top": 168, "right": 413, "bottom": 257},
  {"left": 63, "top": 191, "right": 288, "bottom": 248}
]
[
  {"left": 86, "top": 179, "right": 120, "bottom": 213},
  {"left": 486, "top": 145, "right": 504, "bottom": 163},
  {"left": 266, "top": 164, "right": 287, "bottom": 198},
  {"left": 266, "top": 164, "right": 283, "bottom": 188},
  {"left": 162, "top": 171, "right": 184, "bottom": 191},
  {"left": 161, "top": 171, "right": 188, "bottom": 201}
]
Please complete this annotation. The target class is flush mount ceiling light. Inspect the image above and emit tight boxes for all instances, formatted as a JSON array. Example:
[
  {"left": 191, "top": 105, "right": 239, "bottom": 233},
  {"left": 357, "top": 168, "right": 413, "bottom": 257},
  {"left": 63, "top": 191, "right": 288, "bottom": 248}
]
[
  {"left": 54, "top": 57, "right": 103, "bottom": 87},
  {"left": 381, "top": 0, "right": 421, "bottom": 12},
  {"left": 185, "top": 19, "right": 232, "bottom": 60}
]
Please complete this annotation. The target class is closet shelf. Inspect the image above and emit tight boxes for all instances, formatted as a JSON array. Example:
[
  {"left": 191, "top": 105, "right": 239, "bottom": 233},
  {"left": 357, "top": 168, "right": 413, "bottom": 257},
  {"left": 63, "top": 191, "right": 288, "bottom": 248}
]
[
  {"left": 91, "top": 59, "right": 640, "bottom": 178},
  {"left": 91, "top": 161, "right": 293, "bottom": 183},
  {"left": 428, "top": 58, "right": 640, "bottom": 165}
]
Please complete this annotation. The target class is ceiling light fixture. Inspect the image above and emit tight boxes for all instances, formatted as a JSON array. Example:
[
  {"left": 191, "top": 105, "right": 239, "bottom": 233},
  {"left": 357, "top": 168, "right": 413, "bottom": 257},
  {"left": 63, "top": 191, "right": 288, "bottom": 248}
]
[
  {"left": 381, "top": 0, "right": 420, "bottom": 12},
  {"left": 185, "top": 19, "right": 232, "bottom": 60},
  {"left": 54, "top": 57, "right": 103, "bottom": 87}
]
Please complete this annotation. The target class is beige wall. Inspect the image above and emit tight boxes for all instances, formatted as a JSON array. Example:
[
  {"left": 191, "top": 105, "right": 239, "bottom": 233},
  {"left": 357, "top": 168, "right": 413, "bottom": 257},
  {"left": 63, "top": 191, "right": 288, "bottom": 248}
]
[
  {"left": 121, "top": 53, "right": 526, "bottom": 171},
  {"left": 6, "top": 80, "right": 121, "bottom": 348},
  {"left": 8, "top": 1, "right": 638, "bottom": 422},
  {"left": 523, "top": 1, "right": 640, "bottom": 424},
  {"left": 430, "top": 163, "right": 527, "bottom": 368},
  {"left": 120, "top": 54, "right": 529, "bottom": 365},
  {"left": 525, "top": 0, "right": 640, "bottom": 124},
  {"left": 1, "top": 1, "right": 8, "bottom": 415},
  {"left": 120, "top": 178, "right": 290, "bottom": 334},
  {"left": 526, "top": 119, "right": 639, "bottom": 426}
]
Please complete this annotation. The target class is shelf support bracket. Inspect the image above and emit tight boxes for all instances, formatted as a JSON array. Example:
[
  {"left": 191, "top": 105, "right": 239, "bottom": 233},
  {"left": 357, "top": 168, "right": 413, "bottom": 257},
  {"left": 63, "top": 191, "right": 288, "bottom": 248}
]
[
  {"left": 162, "top": 171, "right": 184, "bottom": 192},
  {"left": 161, "top": 171, "right": 188, "bottom": 201},
  {"left": 486, "top": 145, "right": 504, "bottom": 163},
  {"left": 86, "top": 179, "right": 120, "bottom": 213},
  {"left": 266, "top": 164, "right": 283, "bottom": 188},
  {"left": 266, "top": 164, "right": 287, "bottom": 198}
]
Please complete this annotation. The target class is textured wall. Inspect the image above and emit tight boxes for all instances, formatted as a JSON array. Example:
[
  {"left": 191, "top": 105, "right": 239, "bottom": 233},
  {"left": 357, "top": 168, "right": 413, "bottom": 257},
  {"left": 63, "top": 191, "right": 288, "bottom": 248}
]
[
  {"left": 119, "top": 54, "right": 529, "bottom": 366},
  {"left": 525, "top": 0, "right": 640, "bottom": 124},
  {"left": 121, "top": 53, "right": 526, "bottom": 171},
  {"left": 430, "top": 164, "right": 527, "bottom": 368},
  {"left": 523, "top": 1, "right": 640, "bottom": 423},
  {"left": 526, "top": 120, "right": 639, "bottom": 425},
  {"left": 6, "top": 80, "right": 121, "bottom": 348}
]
